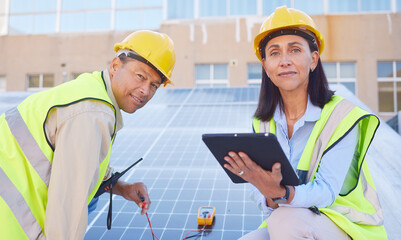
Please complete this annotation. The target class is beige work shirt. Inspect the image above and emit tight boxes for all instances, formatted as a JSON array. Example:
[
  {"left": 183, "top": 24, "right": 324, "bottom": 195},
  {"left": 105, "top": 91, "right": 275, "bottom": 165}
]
[{"left": 44, "top": 69, "right": 123, "bottom": 240}]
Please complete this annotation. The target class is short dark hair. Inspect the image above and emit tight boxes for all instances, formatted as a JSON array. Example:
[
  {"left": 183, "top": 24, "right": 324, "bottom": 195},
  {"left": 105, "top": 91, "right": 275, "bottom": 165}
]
[{"left": 254, "top": 36, "right": 334, "bottom": 122}]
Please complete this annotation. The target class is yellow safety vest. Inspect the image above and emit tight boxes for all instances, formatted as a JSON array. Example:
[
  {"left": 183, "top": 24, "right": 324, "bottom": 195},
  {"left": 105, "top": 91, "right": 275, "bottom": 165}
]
[
  {"left": 0, "top": 71, "right": 116, "bottom": 239},
  {"left": 253, "top": 95, "right": 387, "bottom": 240}
]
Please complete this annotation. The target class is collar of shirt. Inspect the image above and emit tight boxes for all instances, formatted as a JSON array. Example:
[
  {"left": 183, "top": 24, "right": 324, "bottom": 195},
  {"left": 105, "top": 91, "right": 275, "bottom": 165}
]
[
  {"left": 102, "top": 69, "right": 124, "bottom": 132},
  {"left": 273, "top": 97, "right": 322, "bottom": 137}
]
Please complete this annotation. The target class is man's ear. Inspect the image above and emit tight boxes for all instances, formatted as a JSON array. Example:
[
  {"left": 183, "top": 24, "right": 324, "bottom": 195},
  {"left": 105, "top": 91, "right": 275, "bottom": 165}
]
[{"left": 109, "top": 57, "right": 122, "bottom": 79}]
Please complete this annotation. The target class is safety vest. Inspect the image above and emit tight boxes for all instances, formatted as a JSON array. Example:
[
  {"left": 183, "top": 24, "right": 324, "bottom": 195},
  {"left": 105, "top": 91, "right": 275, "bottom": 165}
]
[
  {"left": 253, "top": 95, "right": 387, "bottom": 240},
  {"left": 0, "top": 71, "right": 116, "bottom": 239}
]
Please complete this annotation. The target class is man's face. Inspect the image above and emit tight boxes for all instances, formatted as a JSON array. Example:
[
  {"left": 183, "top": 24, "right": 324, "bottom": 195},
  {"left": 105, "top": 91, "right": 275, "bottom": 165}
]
[{"left": 109, "top": 57, "right": 162, "bottom": 113}]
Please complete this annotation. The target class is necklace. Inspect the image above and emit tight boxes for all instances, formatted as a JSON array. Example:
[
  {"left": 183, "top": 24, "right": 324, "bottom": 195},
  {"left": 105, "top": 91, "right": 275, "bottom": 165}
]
[{"left": 287, "top": 110, "right": 305, "bottom": 121}]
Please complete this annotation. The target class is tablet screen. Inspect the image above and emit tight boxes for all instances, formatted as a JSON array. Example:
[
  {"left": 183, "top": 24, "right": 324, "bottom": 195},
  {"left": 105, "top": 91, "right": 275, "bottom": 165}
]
[{"left": 202, "top": 133, "right": 299, "bottom": 185}]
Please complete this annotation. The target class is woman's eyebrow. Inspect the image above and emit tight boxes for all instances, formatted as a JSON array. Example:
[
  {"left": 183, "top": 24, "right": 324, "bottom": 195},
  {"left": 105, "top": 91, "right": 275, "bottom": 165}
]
[
  {"left": 266, "top": 44, "right": 279, "bottom": 51},
  {"left": 288, "top": 41, "right": 303, "bottom": 47}
]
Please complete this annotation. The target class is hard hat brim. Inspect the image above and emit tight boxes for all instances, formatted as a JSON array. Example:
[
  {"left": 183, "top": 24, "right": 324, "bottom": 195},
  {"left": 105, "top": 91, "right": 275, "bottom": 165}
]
[{"left": 254, "top": 25, "right": 324, "bottom": 61}]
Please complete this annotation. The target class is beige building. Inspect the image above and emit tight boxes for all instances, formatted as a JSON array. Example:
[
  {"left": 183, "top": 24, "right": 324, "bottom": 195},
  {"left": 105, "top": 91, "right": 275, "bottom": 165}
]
[{"left": 0, "top": 7, "right": 400, "bottom": 120}]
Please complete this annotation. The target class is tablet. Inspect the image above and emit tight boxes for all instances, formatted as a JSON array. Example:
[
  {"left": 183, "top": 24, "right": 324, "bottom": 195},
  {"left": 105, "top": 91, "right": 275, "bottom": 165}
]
[{"left": 202, "top": 133, "right": 299, "bottom": 185}]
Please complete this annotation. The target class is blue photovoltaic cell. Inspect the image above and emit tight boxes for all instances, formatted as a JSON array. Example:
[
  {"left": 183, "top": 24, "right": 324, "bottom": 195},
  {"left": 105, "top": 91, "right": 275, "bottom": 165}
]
[{"left": 0, "top": 85, "right": 400, "bottom": 239}]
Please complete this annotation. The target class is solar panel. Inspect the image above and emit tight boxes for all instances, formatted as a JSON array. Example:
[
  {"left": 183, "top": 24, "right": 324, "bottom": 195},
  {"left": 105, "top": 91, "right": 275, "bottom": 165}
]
[
  {"left": 85, "top": 87, "right": 265, "bottom": 240},
  {"left": 0, "top": 86, "right": 399, "bottom": 239}
]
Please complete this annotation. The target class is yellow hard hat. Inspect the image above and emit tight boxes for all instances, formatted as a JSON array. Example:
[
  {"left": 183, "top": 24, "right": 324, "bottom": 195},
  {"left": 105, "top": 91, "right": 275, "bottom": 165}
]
[
  {"left": 254, "top": 6, "right": 324, "bottom": 61},
  {"left": 114, "top": 30, "right": 176, "bottom": 86}
]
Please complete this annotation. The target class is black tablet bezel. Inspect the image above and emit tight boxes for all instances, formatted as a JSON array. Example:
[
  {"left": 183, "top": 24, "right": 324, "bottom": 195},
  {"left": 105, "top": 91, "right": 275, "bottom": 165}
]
[{"left": 202, "top": 133, "right": 299, "bottom": 185}]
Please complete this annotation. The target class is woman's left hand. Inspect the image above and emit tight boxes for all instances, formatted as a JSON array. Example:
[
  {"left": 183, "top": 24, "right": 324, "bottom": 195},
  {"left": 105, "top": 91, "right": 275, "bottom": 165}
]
[{"left": 224, "top": 151, "right": 284, "bottom": 198}]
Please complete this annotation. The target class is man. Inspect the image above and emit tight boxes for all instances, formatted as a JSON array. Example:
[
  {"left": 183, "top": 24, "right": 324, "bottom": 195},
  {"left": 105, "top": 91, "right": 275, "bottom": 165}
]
[{"left": 0, "top": 30, "right": 175, "bottom": 239}]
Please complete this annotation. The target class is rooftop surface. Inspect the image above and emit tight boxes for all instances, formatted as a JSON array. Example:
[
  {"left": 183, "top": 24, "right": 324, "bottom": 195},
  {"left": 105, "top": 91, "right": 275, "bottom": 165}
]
[{"left": 1, "top": 85, "right": 400, "bottom": 239}]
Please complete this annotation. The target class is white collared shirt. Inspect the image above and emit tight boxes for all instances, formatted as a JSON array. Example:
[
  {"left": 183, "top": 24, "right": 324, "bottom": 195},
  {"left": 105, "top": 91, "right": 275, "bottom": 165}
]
[{"left": 252, "top": 97, "right": 359, "bottom": 214}]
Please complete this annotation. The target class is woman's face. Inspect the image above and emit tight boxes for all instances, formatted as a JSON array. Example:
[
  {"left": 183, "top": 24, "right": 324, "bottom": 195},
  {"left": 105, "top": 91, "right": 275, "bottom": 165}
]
[{"left": 262, "top": 34, "right": 318, "bottom": 95}]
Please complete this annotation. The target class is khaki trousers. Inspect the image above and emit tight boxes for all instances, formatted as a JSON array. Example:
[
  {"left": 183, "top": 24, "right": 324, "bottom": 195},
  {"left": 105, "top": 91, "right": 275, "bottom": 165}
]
[{"left": 239, "top": 207, "right": 350, "bottom": 240}]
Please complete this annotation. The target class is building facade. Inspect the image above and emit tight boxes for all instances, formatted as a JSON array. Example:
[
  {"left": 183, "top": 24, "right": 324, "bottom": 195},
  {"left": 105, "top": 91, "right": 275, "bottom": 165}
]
[{"left": 0, "top": 0, "right": 400, "bottom": 120}]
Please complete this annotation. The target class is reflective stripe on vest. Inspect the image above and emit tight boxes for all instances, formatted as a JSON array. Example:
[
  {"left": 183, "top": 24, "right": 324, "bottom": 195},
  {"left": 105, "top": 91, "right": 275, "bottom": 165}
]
[
  {"left": 5, "top": 107, "right": 51, "bottom": 186},
  {"left": 330, "top": 169, "right": 384, "bottom": 225},
  {"left": 2, "top": 107, "right": 50, "bottom": 239},
  {"left": 258, "top": 99, "right": 354, "bottom": 183},
  {"left": 0, "top": 71, "right": 116, "bottom": 238},
  {"left": 259, "top": 119, "right": 276, "bottom": 135},
  {"left": 0, "top": 168, "right": 45, "bottom": 240},
  {"left": 304, "top": 99, "right": 355, "bottom": 183},
  {"left": 255, "top": 97, "right": 383, "bottom": 226}
]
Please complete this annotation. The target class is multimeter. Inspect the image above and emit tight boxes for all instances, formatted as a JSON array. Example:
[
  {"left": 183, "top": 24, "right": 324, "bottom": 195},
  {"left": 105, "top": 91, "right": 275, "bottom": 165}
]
[{"left": 197, "top": 206, "right": 216, "bottom": 225}]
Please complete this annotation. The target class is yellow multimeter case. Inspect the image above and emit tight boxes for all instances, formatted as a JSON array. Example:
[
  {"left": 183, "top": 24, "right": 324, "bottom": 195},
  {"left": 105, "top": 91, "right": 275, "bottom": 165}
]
[{"left": 197, "top": 206, "right": 216, "bottom": 225}]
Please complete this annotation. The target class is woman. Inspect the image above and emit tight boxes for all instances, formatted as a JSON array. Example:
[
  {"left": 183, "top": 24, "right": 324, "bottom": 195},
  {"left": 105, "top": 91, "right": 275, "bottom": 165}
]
[{"left": 224, "top": 6, "right": 387, "bottom": 240}]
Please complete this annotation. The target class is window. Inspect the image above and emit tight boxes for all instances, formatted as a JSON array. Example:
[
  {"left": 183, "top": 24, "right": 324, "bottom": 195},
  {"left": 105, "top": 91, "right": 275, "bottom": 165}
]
[
  {"left": 115, "top": 8, "right": 163, "bottom": 30},
  {"left": 0, "top": 76, "right": 6, "bottom": 92},
  {"left": 167, "top": 0, "right": 194, "bottom": 19},
  {"left": 247, "top": 64, "right": 262, "bottom": 86},
  {"left": 329, "top": 0, "right": 358, "bottom": 13},
  {"left": 328, "top": 0, "right": 391, "bottom": 13},
  {"left": 34, "top": 0, "right": 57, "bottom": 12},
  {"left": 10, "top": 0, "right": 33, "bottom": 13},
  {"left": 143, "top": 0, "right": 163, "bottom": 7},
  {"left": 263, "top": 0, "right": 324, "bottom": 16},
  {"left": 60, "top": 10, "right": 111, "bottom": 32},
  {"left": 9, "top": 15, "right": 32, "bottom": 34},
  {"left": 27, "top": 74, "right": 54, "bottom": 91},
  {"left": 230, "top": 0, "right": 257, "bottom": 16},
  {"left": 62, "top": 0, "right": 110, "bottom": 10},
  {"left": 86, "top": 11, "right": 110, "bottom": 31},
  {"left": 294, "top": 0, "right": 323, "bottom": 15},
  {"left": 115, "top": 10, "right": 142, "bottom": 30},
  {"left": 200, "top": 0, "right": 226, "bottom": 17},
  {"left": 8, "top": 0, "right": 57, "bottom": 34},
  {"left": 263, "top": 0, "right": 291, "bottom": 16},
  {"left": 6, "top": 0, "right": 163, "bottom": 34},
  {"left": 195, "top": 64, "right": 228, "bottom": 87},
  {"left": 142, "top": 8, "right": 163, "bottom": 29},
  {"left": 261, "top": 0, "right": 392, "bottom": 15},
  {"left": 361, "top": 0, "right": 390, "bottom": 12},
  {"left": 168, "top": 0, "right": 256, "bottom": 19},
  {"left": 323, "top": 62, "right": 357, "bottom": 94},
  {"left": 115, "top": 0, "right": 163, "bottom": 31},
  {"left": 0, "top": 15, "right": 5, "bottom": 35},
  {"left": 33, "top": 14, "right": 57, "bottom": 34},
  {"left": 116, "top": 0, "right": 163, "bottom": 8},
  {"left": 0, "top": 2, "right": 6, "bottom": 35},
  {"left": 87, "top": 0, "right": 111, "bottom": 9},
  {"left": 60, "top": 13, "right": 85, "bottom": 32},
  {"left": 377, "top": 61, "right": 401, "bottom": 113}
]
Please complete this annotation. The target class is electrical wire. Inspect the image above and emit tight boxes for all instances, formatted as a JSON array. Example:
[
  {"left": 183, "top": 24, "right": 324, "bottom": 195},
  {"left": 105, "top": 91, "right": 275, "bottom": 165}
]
[
  {"left": 141, "top": 196, "right": 159, "bottom": 240},
  {"left": 142, "top": 199, "right": 211, "bottom": 240},
  {"left": 145, "top": 212, "right": 159, "bottom": 240},
  {"left": 182, "top": 222, "right": 207, "bottom": 240},
  {"left": 182, "top": 212, "right": 210, "bottom": 240}
]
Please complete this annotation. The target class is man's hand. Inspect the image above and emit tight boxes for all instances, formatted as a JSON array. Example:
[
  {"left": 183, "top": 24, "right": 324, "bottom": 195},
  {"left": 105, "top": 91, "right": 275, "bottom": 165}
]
[{"left": 113, "top": 180, "right": 150, "bottom": 215}]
